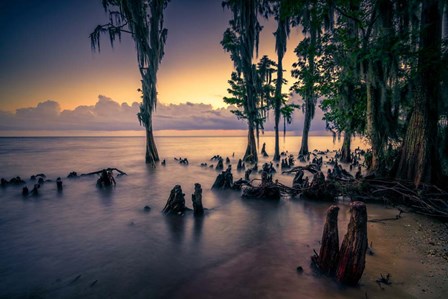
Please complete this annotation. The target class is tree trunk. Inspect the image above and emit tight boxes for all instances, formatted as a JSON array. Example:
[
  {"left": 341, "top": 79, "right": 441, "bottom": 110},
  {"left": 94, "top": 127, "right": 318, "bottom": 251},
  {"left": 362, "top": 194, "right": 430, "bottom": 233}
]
[
  {"left": 313, "top": 205, "right": 340, "bottom": 276},
  {"left": 162, "top": 185, "right": 186, "bottom": 215},
  {"left": 244, "top": 122, "right": 258, "bottom": 163},
  {"left": 299, "top": 100, "right": 312, "bottom": 156},
  {"left": 340, "top": 132, "right": 352, "bottom": 163},
  {"left": 299, "top": 28, "right": 316, "bottom": 157},
  {"left": 365, "top": 64, "right": 382, "bottom": 173},
  {"left": 274, "top": 44, "right": 284, "bottom": 162},
  {"left": 192, "top": 183, "right": 204, "bottom": 216},
  {"left": 145, "top": 127, "right": 159, "bottom": 165},
  {"left": 274, "top": 119, "right": 280, "bottom": 161},
  {"left": 396, "top": 0, "right": 442, "bottom": 186},
  {"left": 336, "top": 201, "right": 368, "bottom": 286}
]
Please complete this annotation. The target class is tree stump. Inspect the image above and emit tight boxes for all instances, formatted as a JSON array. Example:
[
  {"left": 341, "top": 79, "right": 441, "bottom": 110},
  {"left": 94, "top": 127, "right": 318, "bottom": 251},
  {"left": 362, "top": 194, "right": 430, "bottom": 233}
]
[
  {"left": 336, "top": 201, "right": 368, "bottom": 285},
  {"left": 56, "top": 177, "right": 63, "bottom": 191},
  {"left": 312, "top": 205, "right": 340, "bottom": 275},
  {"left": 192, "top": 183, "right": 204, "bottom": 216},
  {"left": 244, "top": 169, "right": 251, "bottom": 181},
  {"left": 261, "top": 142, "right": 269, "bottom": 157},
  {"left": 215, "top": 158, "right": 224, "bottom": 171},
  {"left": 162, "top": 185, "right": 186, "bottom": 215},
  {"left": 211, "top": 168, "right": 233, "bottom": 190},
  {"left": 237, "top": 159, "right": 245, "bottom": 171},
  {"left": 293, "top": 169, "right": 304, "bottom": 189}
]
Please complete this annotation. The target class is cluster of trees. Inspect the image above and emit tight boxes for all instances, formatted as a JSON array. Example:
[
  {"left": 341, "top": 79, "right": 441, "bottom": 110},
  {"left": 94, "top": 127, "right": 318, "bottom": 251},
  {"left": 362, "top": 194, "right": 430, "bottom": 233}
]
[
  {"left": 90, "top": 0, "right": 447, "bottom": 187},
  {"left": 221, "top": 0, "right": 448, "bottom": 187}
]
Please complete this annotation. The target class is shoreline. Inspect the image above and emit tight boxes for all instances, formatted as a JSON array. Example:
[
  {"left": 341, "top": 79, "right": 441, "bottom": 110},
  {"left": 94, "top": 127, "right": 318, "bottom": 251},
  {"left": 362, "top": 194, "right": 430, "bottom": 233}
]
[{"left": 364, "top": 205, "right": 448, "bottom": 299}]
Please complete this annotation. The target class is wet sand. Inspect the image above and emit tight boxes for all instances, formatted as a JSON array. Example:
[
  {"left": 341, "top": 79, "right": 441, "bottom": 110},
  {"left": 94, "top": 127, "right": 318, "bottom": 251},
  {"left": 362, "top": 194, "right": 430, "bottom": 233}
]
[{"left": 364, "top": 206, "right": 448, "bottom": 299}]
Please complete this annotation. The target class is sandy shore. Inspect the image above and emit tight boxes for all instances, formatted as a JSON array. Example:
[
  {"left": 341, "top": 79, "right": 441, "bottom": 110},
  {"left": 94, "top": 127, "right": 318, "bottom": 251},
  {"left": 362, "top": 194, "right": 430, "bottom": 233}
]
[{"left": 363, "top": 205, "right": 448, "bottom": 299}]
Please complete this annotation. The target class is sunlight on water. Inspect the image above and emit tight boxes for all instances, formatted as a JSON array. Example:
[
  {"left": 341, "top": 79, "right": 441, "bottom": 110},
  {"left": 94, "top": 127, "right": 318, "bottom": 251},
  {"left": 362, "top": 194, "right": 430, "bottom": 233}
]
[{"left": 0, "top": 136, "right": 423, "bottom": 298}]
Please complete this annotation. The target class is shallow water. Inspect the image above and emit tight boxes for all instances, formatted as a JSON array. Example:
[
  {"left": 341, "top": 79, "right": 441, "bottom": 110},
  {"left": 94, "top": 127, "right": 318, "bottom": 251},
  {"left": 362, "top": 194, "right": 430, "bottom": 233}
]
[{"left": 0, "top": 136, "right": 431, "bottom": 298}]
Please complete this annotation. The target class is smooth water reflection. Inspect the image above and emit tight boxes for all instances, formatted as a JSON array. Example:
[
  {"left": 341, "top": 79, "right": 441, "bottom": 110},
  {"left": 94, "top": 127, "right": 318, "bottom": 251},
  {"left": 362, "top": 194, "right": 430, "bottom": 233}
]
[{"left": 0, "top": 136, "right": 423, "bottom": 298}]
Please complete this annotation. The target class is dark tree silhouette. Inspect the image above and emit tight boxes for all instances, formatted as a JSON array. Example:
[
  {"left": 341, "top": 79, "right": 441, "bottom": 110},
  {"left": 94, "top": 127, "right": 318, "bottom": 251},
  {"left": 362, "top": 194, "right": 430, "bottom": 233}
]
[
  {"left": 221, "top": 0, "right": 263, "bottom": 163},
  {"left": 90, "top": 0, "right": 169, "bottom": 166}
]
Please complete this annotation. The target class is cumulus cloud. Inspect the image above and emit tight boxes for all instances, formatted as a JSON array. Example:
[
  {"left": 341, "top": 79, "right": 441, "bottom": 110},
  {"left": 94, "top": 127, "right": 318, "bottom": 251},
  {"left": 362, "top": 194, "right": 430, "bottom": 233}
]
[{"left": 0, "top": 95, "right": 327, "bottom": 132}]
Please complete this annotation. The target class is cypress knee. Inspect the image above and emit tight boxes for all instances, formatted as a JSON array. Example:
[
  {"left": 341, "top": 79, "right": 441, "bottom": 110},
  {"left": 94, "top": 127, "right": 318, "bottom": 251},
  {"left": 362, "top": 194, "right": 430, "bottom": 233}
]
[
  {"left": 336, "top": 201, "right": 368, "bottom": 285},
  {"left": 192, "top": 183, "right": 204, "bottom": 216},
  {"left": 162, "top": 185, "right": 186, "bottom": 215},
  {"left": 313, "top": 205, "right": 340, "bottom": 275}
]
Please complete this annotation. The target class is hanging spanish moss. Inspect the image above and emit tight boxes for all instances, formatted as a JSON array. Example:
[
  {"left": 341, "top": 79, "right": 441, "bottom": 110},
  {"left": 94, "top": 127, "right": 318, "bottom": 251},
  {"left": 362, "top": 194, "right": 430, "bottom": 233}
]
[{"left": 90, "top": 0, "right": 169, "bottom": 166}]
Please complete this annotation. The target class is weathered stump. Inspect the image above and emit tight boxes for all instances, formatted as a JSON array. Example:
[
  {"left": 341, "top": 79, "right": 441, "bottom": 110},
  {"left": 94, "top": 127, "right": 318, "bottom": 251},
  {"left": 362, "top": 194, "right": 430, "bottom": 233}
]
[
  {"left": 56, "top": 177, "right": 63, "bottom": 191},
  {"left": 293, "top": 169, "right": 304, "bottom": 189},
  {"left": 312, "top": 205, "right": 340, "bottom": 275},
  {"left": 215, "top": 158, "right": 224, "bottom": 171},
  {"left": 192, "top": 183, "right": 204, "bottom": 216},
  {"left": 1, "top": 178, "right": 8, "bottom": 187},
  {"left": 242, "top": 170, "right": 280, "bottom": 200},
  {"left": 242, "top": 184, "right": 281, "bottom": 200},
  {"left": 237, "top": 159, "right": 245, "bottom": 171},
  {"left": 211, "top": 168, "right": 233, "bottom": 190},
  {"left": 162, "top": 185, "right": 186, "bottom": 215},
  {"left": 336, "top": 201, "right": 368, "bottom": 285},
  {"left": 261, "top": 170, "right": 272, "bottom": 186},
  {"left": 261, "top": 142, "right": 269, "bottom": 157},
  {"left": 244, "top": 169, "right": 251, "bottom": 181}
]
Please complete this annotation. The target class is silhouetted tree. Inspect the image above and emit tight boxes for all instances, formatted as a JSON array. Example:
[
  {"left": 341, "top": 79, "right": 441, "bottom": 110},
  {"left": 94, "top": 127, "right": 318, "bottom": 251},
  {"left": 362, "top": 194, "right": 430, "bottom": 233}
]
[
  {"left": 290, "top": 0, "right": 334, "bottom": 156},
  {"left": 271, "top": 0, "right": 291, "bottom": 161},
  {"left": 90, "top": 0, "right": 169, "bottom": 166},
  {"left": 221, "top": 0, "right": 263, "bottom": 163}
]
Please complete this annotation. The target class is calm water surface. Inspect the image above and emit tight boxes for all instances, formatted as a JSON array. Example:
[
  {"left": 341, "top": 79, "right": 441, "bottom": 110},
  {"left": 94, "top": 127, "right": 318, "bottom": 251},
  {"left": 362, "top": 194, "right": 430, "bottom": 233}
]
[{"left": 0, "top": 136, "right": 420, "bottom": 298}]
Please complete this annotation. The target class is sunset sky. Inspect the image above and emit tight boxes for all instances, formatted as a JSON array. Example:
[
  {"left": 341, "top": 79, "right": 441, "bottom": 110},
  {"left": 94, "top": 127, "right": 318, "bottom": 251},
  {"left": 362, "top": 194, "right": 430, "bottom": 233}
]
[{"left": 0, "top": 0, "right": 327, "bottom": 135}]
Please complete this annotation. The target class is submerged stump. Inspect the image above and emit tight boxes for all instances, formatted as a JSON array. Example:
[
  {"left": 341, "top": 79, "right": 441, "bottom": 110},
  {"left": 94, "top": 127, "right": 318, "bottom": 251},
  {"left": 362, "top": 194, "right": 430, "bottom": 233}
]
[
  {"left": 336, "top": 201, "right": 368, "bottom": 285},
  {"left": 242, "top": 170, "right": 280, "bottom": 200},
  {"left": 162, "top": 185, "right": 186, "bottom": 215},
  {"left": 211, "top": 168, "right": 233, "bottom": 190},
  {"left": 215, "top": 158, "right": 224, "bottom": 171},
  {"left": 192, "top": 183, "right": 204, "bottom": 216},
  {"left": 312, "top": 205, "right": 340, "bottom": 275}
]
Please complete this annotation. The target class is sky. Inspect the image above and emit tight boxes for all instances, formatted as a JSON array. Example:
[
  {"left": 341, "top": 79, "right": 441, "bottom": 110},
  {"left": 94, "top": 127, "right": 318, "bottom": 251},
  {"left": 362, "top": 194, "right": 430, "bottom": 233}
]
[{"left": 0, "top": 0, "right": 327, "bottom": 135}]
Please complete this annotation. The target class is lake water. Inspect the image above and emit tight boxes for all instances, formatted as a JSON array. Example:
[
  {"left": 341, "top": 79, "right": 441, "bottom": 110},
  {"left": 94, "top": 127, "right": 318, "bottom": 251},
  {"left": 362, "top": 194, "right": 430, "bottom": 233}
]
[{"left": 0, "top": 136, "right": 430, "bottom": 298}]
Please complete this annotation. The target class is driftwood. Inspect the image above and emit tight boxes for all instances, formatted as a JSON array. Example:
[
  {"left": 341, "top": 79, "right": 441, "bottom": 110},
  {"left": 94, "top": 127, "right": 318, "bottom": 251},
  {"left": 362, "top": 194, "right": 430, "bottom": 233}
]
[
  {"left": 312, "top": 205, "right": 340, "bottom": 275},
  {"left": 162, "top": 185, "right": 186, "bottom": 215},
  {"left": 334, "top": 178, "right": 448, "bottom": 219},
  {"left": 336, "top": 201, "right": 368, "bottom": 285},
  {"left": 376, "top": 273, "right": 392, "bottom": 288},
  {"left": 192, "top": 183, "right": 204, "bottom": 216},
  {"left": 67, "top": 171, "right": 78, "bottom": 178},
  {"left": 96, "top": 169, "right": 116, "bottom": 188},
  {"left": 282, "top": 164, "right": 320, "bottom": 175},
  {"left": 241, "top": 170, "right": 281, "bottom": 200},
  {"left": 292, "top": 169, "right": 305, "bottom": 189},
  {"left": 82, "top": 168, "right": 127, "bottom": 176}
]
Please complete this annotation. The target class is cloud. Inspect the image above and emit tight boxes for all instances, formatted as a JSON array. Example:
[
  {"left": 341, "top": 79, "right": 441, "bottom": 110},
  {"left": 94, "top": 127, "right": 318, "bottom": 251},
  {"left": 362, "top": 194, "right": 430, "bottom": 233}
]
[{"left": 0, "top": 95, "right": 327, "bottom": 132}]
